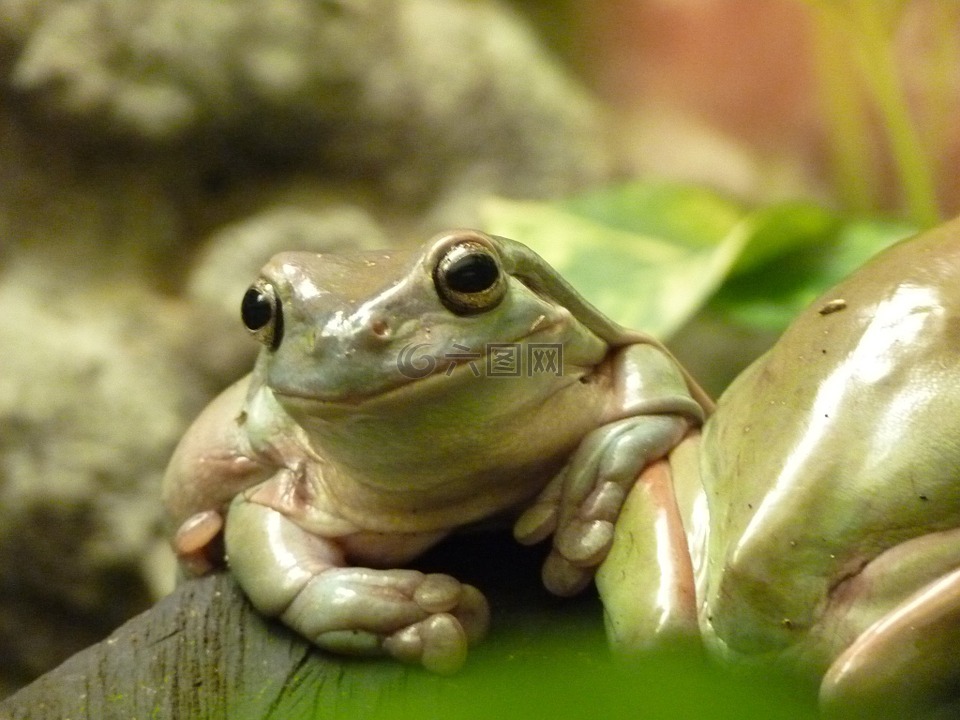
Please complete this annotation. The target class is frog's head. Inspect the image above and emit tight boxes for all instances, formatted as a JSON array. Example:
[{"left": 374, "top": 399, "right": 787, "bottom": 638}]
[{"left": 240, "top": 229, "right": 606, "bottom": 407}]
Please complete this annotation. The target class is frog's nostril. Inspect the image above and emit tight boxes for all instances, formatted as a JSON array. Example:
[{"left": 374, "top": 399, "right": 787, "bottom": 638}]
[{"left": 370, "top": 318, "right": 391, "bottom": 338}]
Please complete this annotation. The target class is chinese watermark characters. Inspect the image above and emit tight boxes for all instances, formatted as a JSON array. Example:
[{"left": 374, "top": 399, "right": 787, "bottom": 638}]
[{"left": 396, "top": 342, "right": 563, "bottom": 379}]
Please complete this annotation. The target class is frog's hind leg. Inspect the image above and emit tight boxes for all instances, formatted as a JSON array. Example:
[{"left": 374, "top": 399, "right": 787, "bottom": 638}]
[
  {"left": 224, "top": 495, "right": 490, "bottom": 674},
  {"left": 594, "top": 434, "right": 704, "bottom": 654},
  {"left": 820, "top": 534, "right": 960, "bottom": 719}
]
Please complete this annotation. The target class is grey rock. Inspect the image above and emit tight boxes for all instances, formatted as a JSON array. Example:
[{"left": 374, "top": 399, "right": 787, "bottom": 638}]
[
  {"left": 0, "top": 276, "right": 213, "bottom": 692},
  {"left": 2, "top": 0, "right": 610, "bottom": 207}
]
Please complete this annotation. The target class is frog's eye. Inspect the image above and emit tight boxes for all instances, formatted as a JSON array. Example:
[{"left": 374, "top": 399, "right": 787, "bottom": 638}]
[
  {"left": 433, "top": 241, "right": 506, "bottom": 315},
  {"left": 241, "top": 282, "right": 283, "bottom": 349}
]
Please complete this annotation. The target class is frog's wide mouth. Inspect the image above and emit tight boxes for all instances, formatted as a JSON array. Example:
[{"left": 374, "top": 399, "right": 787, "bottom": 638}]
[
  {"left": 271, "top": 359, "right": 467, "bottom": 408},
  {"left": 271, "top": 323, "right": 580, "bottom": 410}
]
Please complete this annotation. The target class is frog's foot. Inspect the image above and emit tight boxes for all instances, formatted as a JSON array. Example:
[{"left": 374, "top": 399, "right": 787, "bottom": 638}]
[
  {"left": 290, "top": 568, "right": 490, "bottom": 674},
  {"left": 225, "top": 497, "right": 490, "bottom": 674},
  {"left": 513, "top": 415, "right": 688, "bottom": 596},
  {"left": 820, "top": 564, "right": 960, "bottom": 719},
  {"left": 172, "top": 509, "right": 226, "bottom": 576}
]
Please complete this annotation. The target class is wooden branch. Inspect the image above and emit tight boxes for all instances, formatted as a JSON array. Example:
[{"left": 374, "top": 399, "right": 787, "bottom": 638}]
[
  {"left": 0, "top": 537, "right": 820, "bottom": 720},
  {"left": 2, "top": 574, "right": 304, "bottom": 718},
  {"left": 0, "top": 536, "right": 600, "bottom": 720}
]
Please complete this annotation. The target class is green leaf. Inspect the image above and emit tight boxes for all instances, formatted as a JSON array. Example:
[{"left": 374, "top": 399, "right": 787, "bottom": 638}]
[
  {"left": 560, "top": 181, "right": 745, "bottom": 249},
  {"left": 481, "top": 184, "right": 749, "bottom": 339},
  {"left": 244, "top": 610, "right": 818, "bottom": 720},
  {"left": 709, "top": 217, "right": 915, "bottom": 331},
  {"left": 482, "top": 181, "right": 914, "bottom": 340},
  {"left": 727, "top": 201, "right": 840, "bottom": 276},
  {"left": 481, "top": 182, "right": 853, "bottom": 340}
]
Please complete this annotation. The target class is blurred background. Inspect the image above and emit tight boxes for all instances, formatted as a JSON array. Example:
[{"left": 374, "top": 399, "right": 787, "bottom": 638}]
[{"left": 0, "top": 0, "right": 956, "bottom": 701}]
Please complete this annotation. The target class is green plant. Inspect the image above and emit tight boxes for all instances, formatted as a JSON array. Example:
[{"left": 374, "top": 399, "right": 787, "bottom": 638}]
[{"left": 808, "top": 0, "right": 957, "bottom": 226}]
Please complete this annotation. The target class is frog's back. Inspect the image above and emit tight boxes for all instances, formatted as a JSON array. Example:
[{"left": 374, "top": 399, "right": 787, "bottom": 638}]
[{"left": 699, "top": 218, "right": 960, "bottom": 657}]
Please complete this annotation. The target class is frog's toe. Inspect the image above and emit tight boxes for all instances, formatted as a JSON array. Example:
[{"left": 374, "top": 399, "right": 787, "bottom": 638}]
[
  {"left": 556, "top": 518, "right": 616, "bottom": 566},
  {"left": 413, "top": 575, "right": 490, "bottom": 643},
  {"left": 577, "top": 481, "right": 628, "bottom": 526},
  {"left": 542, "top": 484, "right": 622, "bottom": 593},
  {"left": 173, "top": 509, "right": 225, "bottom": 575},
  {"left": 285, "top": 570, "right": 488, "bottom": 673},
  {"left": 513, "top": 477, "right": 562, "bottom": 545},
  {"left": 553, "top": 480, "right": 624, "bottom": 563},
  {"left": 414, "top": 573, "right": 464, "bottom": 612},
  {"left": 383, "top": 578, "right": 489, "bottom": 673},
  {"left": 226, "top": 501, "right": 495, "bottom": 672},
  {"left": 384, "top": 613, "right": 469, "bottom": 674},
  {"left": 449, "top": 583, "right": 491, "bottom": 643},
  {"left": 313, "top": 629, "right": 385, "bottom": 656},
  {"left": 542, "top": 552, "right": 594, "bottom": 597},
  {"left": 513, "top": 502, "right": 558, "bottom": 545}
]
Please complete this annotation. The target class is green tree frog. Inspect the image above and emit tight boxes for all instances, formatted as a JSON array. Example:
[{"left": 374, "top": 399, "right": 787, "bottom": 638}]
[
  {"left": 163, "top": 229, "right": 711, "bottom": 674},
  {"left": 597, "top": 218, "right": 960, "bottom": 718}
]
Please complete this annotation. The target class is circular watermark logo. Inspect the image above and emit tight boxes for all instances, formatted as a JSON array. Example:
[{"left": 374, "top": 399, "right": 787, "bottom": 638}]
[{"left": 396, "top": 343, "right": 437, "bottom": 379}]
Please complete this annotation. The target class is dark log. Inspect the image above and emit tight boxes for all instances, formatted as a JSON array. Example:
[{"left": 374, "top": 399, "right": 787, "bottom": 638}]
[
  {"left": 0, "top": 536, "right": 608, "bottom": 720},
  {"left": 0, "top": 536, "right": 818, "bottom": 720},
  {"left": 1, "top": 573, "right": 304, "bottom": 719}
]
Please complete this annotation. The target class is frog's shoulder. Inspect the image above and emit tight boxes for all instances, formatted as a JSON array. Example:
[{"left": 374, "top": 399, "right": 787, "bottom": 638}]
[
  {"left": 702, "top": 218, "right": 960, "bottom": 547},
  {"left": 784, "top": 218, "right": 960, "bottom": 361},
  {"left": 714, "top": 219, "right": 960, "bottom": 443},
  {"left": 702, "top": 218, "right": 960, "bottom": 555},
  {"left": 162, "top": 375, "right": 277, "bottom": 526}
]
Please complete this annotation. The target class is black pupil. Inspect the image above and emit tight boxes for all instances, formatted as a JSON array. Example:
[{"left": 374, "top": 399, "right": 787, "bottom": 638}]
[
  {"left": 241, "top": 288, "right": 273, "bottom": 330},
  {"left": 446, "top": 252, "right": 498, "bottom": 293}
]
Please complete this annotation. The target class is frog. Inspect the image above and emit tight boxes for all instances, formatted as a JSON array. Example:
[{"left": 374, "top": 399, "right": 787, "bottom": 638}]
[
  {"left": 162, "top": 228, "right": 713, "bottom": 674},
  {"left": 596, "top": 216, "right": 960, "bottom": 718}
]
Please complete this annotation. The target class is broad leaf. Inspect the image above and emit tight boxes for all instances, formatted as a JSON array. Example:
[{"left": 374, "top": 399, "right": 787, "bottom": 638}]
[
  {"left": 481, "top": 182, "right": 915, "bottom": 338},
  {"left": 481, "top": 184, "right": 747, "bottom": 338}
]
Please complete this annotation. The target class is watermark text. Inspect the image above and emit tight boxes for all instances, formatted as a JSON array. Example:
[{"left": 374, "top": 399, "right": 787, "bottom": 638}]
[{"left": 396, "top": 342, "right": 563, "bottom": 379}]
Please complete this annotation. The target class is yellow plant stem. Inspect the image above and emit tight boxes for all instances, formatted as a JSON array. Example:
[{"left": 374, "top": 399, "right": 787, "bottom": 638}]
[
  {"left": 811, "top": 6, "right": 877, "bottom": 213},
  {"left": 848, "top": 0, "right": 940, "bottom": 226},
  {"left": 926, "top": 1, "right": 960, "bottom": 167}
]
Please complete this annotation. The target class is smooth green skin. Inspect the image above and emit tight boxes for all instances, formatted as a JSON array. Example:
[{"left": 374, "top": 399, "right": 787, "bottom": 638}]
[
  {"left": 598, "top": 217, "right": 960, "bottom": 718},
  {"left": 163, "top": 230, "right": 707, "bottom": 674}
]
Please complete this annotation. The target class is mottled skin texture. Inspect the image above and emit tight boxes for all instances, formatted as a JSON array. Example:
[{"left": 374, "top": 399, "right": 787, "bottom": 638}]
[
  {"left": 163, "top": 229, "right": 707, "bottom": 673},
  {"left": 597, "top": 217, "right": 960, "bottom": 718}
]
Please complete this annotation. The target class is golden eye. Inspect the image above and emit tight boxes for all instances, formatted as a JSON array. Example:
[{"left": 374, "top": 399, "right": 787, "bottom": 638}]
[
  {"left": 433, "top": 241, "right": 506, "bottom": 315},
  {"left": 241, "top": 282, "right": 283, "bottom": 349}
]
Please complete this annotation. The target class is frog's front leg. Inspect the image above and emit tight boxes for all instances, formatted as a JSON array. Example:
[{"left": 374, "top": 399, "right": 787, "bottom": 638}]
[
  {"left": 224, "top": 494, "right": 490, "bottom": 674},
  {"left": 514, "top": 343, "right": 703, "bottom": 596}
]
